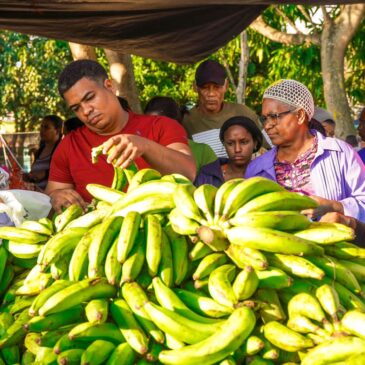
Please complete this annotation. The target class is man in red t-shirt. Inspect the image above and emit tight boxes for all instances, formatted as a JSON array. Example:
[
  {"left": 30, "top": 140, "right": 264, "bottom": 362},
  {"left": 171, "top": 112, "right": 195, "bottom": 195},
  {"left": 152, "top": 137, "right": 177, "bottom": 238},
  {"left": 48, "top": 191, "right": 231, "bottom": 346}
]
[{"left": 46, "top": 60, "right": 195, "bottom": 212}]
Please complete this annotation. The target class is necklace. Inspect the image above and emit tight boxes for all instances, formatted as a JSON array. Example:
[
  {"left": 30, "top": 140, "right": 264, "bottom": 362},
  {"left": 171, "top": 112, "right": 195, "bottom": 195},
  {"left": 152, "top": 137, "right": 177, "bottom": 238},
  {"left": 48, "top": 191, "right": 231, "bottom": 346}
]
[
  {"left": 222, "top": 163, "right": 229, "bottom": 176},
  {"left": 222, "top": 163, "right": 246, "bottom": 179}
]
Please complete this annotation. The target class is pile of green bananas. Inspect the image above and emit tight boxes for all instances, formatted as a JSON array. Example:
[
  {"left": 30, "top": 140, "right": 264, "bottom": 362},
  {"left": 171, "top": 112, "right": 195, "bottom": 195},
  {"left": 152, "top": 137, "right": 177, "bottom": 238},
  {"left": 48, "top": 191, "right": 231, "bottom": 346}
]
[{"left": 1, "top": 169, "right": 365, "bottom": 365}]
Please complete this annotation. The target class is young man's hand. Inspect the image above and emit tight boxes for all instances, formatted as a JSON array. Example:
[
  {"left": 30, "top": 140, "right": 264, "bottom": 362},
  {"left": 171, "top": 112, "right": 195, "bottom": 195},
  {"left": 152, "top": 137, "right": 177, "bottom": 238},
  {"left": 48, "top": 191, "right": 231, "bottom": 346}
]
[
  {"left": 103, "top": 134, "right": 147, "bottom": 169},
  {"left": 49, "top": 189, "right": 88, "bottom": 214}
]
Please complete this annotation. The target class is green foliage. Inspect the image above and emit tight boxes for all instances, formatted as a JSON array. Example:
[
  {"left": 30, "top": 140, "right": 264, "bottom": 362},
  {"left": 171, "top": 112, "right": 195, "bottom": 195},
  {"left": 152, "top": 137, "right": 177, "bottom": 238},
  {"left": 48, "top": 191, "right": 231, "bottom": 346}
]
[
  {"left": 132, "top": 57, "right": 197, "bottom": 110},
  {"left": 249, "top": 33, "right": 323, "bottom": 110},
  {"left": 0, "top": 31, "right": 73, "bottom": 132}
]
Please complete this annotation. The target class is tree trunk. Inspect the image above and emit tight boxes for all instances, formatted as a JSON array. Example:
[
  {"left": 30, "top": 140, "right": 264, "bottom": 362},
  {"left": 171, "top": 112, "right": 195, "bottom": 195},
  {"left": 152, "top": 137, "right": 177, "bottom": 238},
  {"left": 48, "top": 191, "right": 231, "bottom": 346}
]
[
  {"left": 68, "top": 42, "right": 97, "bottom": 60},
  {"left": 321, "top": 28, "right": 353, "bottom": 138},
  {"left": 104, "top": 50, "right": 141, "bottom": 113},
  {"left": 250, "top": 4, "right": 365, "bottom": 138},
  {"left": 320, "top": 5, "right": 365, "bottom": 138},
  {"left": 236, "top": 31, "right": 249, "bottom": 104}
]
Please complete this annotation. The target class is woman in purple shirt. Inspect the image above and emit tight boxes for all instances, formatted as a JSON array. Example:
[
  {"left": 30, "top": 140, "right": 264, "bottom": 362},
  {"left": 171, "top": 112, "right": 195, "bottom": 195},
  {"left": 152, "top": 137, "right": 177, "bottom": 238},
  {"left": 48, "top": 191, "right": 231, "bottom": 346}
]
[{"left": 245, "top": 79, "right": 365, "bottom": 222}]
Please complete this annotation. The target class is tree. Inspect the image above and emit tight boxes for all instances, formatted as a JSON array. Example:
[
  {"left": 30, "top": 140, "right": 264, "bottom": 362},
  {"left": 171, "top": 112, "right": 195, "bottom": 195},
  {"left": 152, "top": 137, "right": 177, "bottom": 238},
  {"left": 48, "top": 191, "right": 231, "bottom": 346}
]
[
  {"left": 104, "top": 50, "right": 141, "bottom": 112},
  {"left": 132, "top": 57, "right": 197, "bottom": 110},
  {"left": 69, "top": 42, "right": 97, "bottom": 61},
  {"left": 250, "top": 4, "right": 365, "bottom": 137},
  {"left": 219, "top": 31, "right": 250, "bottom": 105},
  {"left": 0, "top": 31, "right": 72, "bottom": 166},
  {"left": 0, "top": 31, "right": 72, "bottom": 132}
]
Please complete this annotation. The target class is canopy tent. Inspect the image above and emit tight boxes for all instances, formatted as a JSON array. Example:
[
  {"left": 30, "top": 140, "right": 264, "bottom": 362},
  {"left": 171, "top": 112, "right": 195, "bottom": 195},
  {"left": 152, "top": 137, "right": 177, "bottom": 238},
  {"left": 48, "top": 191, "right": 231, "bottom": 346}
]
[{"left": 0, "top": 1, "right": 358, "bottom": 63}]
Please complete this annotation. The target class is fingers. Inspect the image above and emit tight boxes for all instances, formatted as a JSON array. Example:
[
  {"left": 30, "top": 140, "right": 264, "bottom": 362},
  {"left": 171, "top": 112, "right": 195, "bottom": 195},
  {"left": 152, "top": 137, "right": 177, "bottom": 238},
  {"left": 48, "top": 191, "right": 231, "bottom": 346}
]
[
  {"left": 51, "top": 199, "right": 64, "bottom": 214},
  {"left": 320, "top": 212, "right": 357, "bottom": 229},
  {"left": 301, "top": 207, "right": 324, "bottom": 221},
  {"left": 103, "top": 134, "right": 142, "bottom": 168},
  {"left": 301, "top": 208, "right": 315, "bottom": 220},
  {"left": 319, "top": 212, "right": 343, "bottom": 223},
  {"left": 105, "top": 137, "right": 125, "bottom": 165},
  {"left": 50, "top": 189, "right": 87, "bottom": 214},
  {"left": 117, "top": 145, "right": 138, "bottom": 169},
  {"left": 66, "top": 192, "right": 88, "bottom": 212},
  {"left": 102, "top": 135, "right": 120, "bottom": 155}
]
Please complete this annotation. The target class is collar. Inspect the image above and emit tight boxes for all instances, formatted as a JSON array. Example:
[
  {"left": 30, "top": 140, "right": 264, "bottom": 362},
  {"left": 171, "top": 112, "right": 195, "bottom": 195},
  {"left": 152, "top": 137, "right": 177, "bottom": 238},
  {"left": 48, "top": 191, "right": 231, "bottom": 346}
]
[
  {"left": 314, "top": 129, "right": 343, "bottom": 156},
  {"left": 247, "top": 130, "right": 343, "bottom": 176}
]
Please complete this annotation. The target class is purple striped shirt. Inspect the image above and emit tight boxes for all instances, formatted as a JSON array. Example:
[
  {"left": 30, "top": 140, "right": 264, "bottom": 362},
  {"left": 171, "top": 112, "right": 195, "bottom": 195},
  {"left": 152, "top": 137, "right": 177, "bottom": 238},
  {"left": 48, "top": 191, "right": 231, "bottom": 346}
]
[{"left": 245, "top": 130, "right": 365, "bottom": 221}]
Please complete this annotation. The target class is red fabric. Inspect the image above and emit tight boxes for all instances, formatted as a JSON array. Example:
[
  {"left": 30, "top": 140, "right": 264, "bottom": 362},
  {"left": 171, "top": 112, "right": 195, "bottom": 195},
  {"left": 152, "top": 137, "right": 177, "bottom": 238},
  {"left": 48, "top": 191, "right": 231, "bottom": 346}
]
[
  {"left": 49, "top": 111, "right": 188, "bottom": 202},
  {"left": 6, "top": 152, "right": 38, "bottom": 190}
]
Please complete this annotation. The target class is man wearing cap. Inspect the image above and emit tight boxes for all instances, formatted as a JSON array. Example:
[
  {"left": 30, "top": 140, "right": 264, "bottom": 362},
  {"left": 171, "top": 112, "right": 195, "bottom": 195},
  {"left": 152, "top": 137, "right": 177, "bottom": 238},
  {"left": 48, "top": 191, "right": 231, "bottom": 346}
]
[
  {"left": 182, "top": 60, "right": 260, "bottom": 147},
  {"left": 312, "top": 106, "right": 336, "bottom": 137}
]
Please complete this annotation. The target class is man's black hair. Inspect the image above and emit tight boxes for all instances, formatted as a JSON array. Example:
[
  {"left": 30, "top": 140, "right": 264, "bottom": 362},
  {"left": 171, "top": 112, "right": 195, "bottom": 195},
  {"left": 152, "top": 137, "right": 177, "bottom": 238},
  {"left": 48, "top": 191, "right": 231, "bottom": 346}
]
[
  {"left": 144, "top": 96, "right": 182, "bottom": 123},
  {"left": 309, "top": 119, "right": 326, "bottom": 136},
  {"left": 58, "top": 60, "right": 108, "bottom": 97},
  {"left": 118, "top": 96, "right": 131, "bottom": 112},
  {"left": 345, "top": 135, "right": 359, "bottom": 148},
  {"left": 63, "top": 117, "right": 83, "bottom": 134}
]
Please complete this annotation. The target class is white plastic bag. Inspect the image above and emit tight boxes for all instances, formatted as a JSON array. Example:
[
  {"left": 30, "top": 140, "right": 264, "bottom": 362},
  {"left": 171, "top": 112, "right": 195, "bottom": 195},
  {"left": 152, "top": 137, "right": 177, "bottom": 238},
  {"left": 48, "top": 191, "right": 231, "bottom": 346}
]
[
  {"left": 0, "top": 167, "right": 10, "bottom": 190},
  {"left": 0, "top": 190, "right": 51, "bottom": 226}
]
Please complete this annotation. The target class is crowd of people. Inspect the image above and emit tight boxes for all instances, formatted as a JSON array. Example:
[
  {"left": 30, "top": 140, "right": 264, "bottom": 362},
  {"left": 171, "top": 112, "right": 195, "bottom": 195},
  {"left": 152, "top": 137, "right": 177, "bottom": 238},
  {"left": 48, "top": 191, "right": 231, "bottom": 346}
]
[{"left": 2, "top": 58, "right": 365, "bottom": 243}]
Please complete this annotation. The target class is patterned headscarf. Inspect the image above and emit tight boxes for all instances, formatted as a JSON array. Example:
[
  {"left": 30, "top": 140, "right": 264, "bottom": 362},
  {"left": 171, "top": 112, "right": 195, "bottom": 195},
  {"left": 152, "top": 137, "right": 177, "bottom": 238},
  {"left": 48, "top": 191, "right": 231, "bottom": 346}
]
[{"left": 263, "top": 79, "right": 314, "bottom": 120}]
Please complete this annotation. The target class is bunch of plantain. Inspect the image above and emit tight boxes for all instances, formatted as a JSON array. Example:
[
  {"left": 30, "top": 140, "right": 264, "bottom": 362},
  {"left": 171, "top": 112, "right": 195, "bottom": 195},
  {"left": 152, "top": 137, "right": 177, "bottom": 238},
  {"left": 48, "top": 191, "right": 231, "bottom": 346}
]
[{"left": 2, "top": 166, "right": 365, "bottom": 364}]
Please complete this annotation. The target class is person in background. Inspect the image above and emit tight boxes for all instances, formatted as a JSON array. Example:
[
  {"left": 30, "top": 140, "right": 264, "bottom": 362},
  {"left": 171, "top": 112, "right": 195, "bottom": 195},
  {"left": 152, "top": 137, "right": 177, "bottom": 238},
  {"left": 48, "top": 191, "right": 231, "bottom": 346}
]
[
  {"left": 63, "top": 117, "right": 83, "bottom": 135},
  {"left": 312, "top": 106, "right": 336, "bottom": 137},
  {"left": 245, "top": 79, "right": 365, "bottom": 221},
  {"left": 357, "top": 108, "right": 365, "bottom": 164},
  {"left": 181, "top": 60, "right": 266, "bottom": 152},
  {"left": 27, "top": 144, "right": 39, "bottom": 165},
  {"left": 308, "top": 119, "right": 326, "bottom": 136},
  {"left": 23, "top": 115, "right": 63, "bottom": 191},
  {"left": 195, "top": 116, "right": 263, "bottom": 187},
  {"left": 345, "top": 135, "right": 359, "bottom": 150},
  {"left": 144, "top": 96, "right": 217, "bottom": 173},
  {"left": 46, "top": 60, "right": 195, "bottom": 212}
]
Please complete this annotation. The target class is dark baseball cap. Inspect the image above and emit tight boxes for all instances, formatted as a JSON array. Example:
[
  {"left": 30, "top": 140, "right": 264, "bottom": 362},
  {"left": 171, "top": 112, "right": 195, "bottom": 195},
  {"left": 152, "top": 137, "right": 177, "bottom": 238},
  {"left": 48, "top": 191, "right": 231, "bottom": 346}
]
[{"left": 195, "top": 60, "right": 226, "bottom": 87}]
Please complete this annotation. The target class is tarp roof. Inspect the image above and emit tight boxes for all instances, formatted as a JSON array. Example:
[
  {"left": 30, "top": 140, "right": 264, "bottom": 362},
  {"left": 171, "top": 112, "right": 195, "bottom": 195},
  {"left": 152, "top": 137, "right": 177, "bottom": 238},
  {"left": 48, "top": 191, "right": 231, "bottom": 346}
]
[{"left": 0, "top": 1, "right": 358, "bottom": 63}]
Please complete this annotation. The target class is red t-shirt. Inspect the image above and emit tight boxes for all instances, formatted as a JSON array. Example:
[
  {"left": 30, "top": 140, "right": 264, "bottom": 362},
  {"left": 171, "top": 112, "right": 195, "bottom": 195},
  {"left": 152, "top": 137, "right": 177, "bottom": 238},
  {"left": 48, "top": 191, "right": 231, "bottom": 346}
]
[{"left": 49, "top": 112, "right": 188, "bottom": 202}]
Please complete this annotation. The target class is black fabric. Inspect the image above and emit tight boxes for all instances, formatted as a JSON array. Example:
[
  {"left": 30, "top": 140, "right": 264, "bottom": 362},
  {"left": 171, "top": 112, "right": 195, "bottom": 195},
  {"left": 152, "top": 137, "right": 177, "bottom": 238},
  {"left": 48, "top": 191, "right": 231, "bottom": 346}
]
[
  {"left": 0, "top": 1, "right": 360, "bottom": 63},
  {"left": 0, "top": 3, "right": 266, "bottom": 63}
]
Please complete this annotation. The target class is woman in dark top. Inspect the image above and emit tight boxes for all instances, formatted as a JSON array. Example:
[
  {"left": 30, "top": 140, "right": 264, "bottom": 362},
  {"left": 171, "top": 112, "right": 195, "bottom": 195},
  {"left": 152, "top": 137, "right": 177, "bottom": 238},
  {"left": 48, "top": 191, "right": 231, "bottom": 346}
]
[
  {"left": 194, "top": 116, "right": 263, "bottom": 187},
  {"left": 23, "top": 115, "right": 63, "bottom": 191}
]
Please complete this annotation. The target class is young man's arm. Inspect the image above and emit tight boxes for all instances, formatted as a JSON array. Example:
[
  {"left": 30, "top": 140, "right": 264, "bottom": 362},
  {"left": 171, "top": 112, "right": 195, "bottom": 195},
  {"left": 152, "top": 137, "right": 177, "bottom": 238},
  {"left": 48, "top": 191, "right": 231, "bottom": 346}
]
[
  {"left": 103, "top": 135, "right": 196, "bottom": 181},
  {"left": 45, "top": 181, "right": 88, "bottom": 214}
]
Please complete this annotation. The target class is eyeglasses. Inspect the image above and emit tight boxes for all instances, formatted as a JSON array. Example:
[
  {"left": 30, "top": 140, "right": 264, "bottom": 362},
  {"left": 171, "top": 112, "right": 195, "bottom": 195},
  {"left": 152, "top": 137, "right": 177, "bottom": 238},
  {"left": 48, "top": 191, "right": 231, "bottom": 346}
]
[{"left": 259, "top": 109, "right": 298, "bottom": 126}]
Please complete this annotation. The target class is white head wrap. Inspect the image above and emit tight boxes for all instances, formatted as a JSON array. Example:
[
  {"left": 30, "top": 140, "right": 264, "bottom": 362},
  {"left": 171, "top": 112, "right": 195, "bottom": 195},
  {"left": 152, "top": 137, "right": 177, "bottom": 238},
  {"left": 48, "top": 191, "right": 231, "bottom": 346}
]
[{"left": 263, "top": 79, "right": 314, "bottom": 120}]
